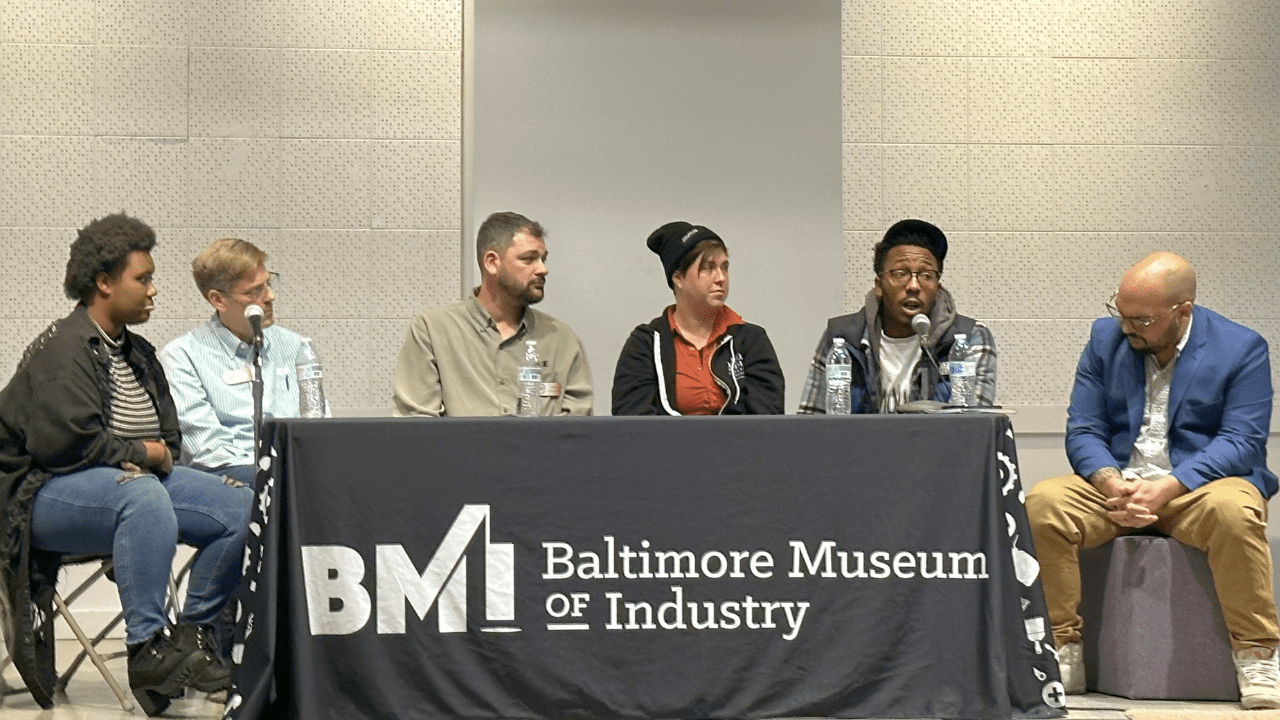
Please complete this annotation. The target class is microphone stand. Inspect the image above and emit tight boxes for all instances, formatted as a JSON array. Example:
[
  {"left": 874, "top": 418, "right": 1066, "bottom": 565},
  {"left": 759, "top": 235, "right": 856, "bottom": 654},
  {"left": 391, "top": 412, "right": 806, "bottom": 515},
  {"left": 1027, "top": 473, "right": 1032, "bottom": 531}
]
[{"left": 251, "top": 333, "right": 264, "bottom": 474}]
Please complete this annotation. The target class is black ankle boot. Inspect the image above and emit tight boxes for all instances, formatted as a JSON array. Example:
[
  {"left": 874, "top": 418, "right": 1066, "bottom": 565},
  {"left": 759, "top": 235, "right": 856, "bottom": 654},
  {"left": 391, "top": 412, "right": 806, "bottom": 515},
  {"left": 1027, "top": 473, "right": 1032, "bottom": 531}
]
[
  {"left": 176, "top": 622, "right": 232, "bottom": 693},
  {"left": 127, "top": 627, "right": 210, "bottom": 716}
]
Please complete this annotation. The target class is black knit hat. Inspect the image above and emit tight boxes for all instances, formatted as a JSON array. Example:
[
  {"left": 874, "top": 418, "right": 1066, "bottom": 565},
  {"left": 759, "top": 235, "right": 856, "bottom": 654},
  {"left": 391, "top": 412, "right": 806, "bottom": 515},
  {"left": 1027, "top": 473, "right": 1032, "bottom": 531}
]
[{"left": 646, "top": 221, "right": 722, "bottom": 289}]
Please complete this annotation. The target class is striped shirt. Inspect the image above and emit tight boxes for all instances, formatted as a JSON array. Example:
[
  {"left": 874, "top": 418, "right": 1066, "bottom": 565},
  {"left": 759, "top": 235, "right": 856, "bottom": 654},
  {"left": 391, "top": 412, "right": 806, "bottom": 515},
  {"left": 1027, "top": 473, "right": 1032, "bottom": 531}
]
[
  {"left": 101, "top": 336, "right": 162, "bottom": 440},
  {"left": 160, "top": 315, "right": 307, "bottom": 469}
]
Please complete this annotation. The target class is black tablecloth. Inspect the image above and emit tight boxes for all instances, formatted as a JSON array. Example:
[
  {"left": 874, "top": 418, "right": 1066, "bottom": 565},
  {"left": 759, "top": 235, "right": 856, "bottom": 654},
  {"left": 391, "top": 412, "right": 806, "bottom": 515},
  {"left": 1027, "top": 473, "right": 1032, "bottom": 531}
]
[{"left": 228, "top": 414, "right": 1064, "bottom": 720}]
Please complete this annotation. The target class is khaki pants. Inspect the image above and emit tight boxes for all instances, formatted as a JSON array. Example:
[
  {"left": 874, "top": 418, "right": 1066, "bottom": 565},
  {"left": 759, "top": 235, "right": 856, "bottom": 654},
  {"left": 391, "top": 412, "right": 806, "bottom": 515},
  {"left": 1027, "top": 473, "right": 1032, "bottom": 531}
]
[{"left": 1026, "top": 474, "right": 1279, "bottom": 652}]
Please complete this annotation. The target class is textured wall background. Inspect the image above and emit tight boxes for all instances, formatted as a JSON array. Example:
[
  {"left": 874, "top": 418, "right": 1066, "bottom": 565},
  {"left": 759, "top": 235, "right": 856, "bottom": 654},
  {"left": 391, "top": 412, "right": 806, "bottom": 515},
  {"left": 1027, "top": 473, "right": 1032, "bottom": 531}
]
[
  {"left": 0, "top": 0, "right": 463, "bottom": 414},
  {"left": 2, "top": 0, "right": 1277, "bottom": 418},
  {"left": 840, "top": 0, "right": 1280, "bottom": 415}
]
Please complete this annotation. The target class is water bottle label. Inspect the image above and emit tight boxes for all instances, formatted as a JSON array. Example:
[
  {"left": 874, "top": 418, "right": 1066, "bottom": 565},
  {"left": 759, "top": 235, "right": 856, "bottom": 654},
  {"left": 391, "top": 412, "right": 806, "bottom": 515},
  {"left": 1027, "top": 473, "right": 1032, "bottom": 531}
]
[
  {"left": 298, "top": 365, "right": 323, "bottom": 380},
  {"left": 948, "top": 361, "right": 966, "bottom": 376},
  {"left": 826, "top": 365, "right": 851, "bottom": 383},
  {"left": 518, "top": 367, "right": 541, "bottom": 383},
  {"left": 962, "top": 360, "right": 977, "bottom": 375}
]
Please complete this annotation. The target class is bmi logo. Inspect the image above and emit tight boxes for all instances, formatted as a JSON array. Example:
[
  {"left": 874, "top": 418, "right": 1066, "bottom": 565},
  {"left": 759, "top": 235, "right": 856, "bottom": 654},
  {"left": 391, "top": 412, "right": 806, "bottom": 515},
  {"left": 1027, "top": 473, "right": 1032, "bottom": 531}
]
[{"left": 300, "top": 504, "right": 516, "bottom": 635}]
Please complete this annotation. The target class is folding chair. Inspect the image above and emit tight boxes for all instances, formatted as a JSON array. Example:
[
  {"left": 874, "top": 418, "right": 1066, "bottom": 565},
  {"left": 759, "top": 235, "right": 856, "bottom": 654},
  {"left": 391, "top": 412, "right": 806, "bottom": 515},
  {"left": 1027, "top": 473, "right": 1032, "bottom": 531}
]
[{"left": 2, "top": 553, "right": 192, "bottom": 711}]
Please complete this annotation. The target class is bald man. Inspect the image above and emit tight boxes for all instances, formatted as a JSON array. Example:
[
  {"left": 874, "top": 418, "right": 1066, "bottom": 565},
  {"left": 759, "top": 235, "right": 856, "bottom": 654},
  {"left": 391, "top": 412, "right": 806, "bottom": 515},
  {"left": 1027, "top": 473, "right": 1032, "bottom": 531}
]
[{"left": 1027, "top": 252, "right": 1280, "bottom": 708}]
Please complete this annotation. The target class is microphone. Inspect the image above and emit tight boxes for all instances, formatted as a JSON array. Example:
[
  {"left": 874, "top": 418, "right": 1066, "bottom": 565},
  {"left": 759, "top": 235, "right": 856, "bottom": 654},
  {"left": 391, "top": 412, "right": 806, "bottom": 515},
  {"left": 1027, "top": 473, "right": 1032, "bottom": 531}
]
[
  {"left": 245, "top": 304, "right": 265, "bottom": 343},
  {"left": 911, "top": 313, "right": 931, "bottom": 338},
  {"left": 912, "top": 313, "right": 943, "bottom": 378}
]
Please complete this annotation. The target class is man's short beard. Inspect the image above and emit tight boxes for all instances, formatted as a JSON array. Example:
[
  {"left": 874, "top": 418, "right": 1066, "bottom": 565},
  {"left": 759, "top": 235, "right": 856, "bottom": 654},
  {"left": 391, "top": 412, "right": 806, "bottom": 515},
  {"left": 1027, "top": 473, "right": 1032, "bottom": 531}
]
[{"left": 499, "top": 273, "right": 543, "bottom": 306}]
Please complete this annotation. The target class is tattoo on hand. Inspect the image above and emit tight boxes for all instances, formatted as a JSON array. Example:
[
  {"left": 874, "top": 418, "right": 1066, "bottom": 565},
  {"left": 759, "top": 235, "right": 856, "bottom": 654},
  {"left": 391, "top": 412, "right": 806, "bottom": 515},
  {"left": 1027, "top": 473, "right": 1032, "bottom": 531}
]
[{"left": 1089, "top": 467, "right": 1121, "bottom": 488}]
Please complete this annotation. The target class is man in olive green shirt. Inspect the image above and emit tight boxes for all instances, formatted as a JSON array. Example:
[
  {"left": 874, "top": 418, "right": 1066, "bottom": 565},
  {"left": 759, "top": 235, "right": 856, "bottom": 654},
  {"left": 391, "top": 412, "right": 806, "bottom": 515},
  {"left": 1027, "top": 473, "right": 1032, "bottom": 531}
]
[{"left": 392, "top": 212, "right": 593, "bottom": 417}]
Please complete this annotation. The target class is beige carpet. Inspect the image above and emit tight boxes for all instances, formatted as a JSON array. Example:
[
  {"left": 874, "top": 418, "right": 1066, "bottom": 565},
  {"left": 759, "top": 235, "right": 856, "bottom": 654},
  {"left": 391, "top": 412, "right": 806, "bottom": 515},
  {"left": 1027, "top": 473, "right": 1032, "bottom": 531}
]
[{"left": 1127, "top": 710, "right": 1280, "bottom": 720}]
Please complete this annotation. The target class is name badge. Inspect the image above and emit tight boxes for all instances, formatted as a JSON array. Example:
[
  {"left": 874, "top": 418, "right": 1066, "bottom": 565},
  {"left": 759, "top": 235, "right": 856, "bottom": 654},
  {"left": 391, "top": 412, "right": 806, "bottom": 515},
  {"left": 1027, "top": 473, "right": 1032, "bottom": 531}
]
[
  {"left": 539, "top": 382, "right": 562, "bottom": 398},
  {"left": 223, "top": 365, "right": 254, "bottom": 385}
]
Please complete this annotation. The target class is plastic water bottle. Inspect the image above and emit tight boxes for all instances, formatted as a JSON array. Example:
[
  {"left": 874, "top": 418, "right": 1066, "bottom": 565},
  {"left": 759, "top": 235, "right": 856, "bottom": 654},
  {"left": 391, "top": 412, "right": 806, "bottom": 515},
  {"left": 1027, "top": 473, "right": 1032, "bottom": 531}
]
[
  {"left": 517, "top": 340, "right": 541, "bottom": 417},
  {"left": 295, "top": 338, "right": 329, "bottom": 418},
  {"left": 948, "top": 333, "right": 977, "bottom": 407},
  {"left": 825, "top": 337, "right": 852, "bottom": 415}
]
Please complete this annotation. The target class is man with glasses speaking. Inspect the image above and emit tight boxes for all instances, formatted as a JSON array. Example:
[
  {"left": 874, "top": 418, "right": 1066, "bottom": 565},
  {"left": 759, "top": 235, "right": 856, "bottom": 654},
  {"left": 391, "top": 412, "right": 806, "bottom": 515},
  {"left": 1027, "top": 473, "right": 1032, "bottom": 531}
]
[
  {"left": 1027, "top": 252, "right": 1280, "bottom": 709},
  {"left": 161, "top": 239, "right": 311, "bottom": 486},
  {"left": 797, "top": 219, "right": 996, "bottom": 414}
]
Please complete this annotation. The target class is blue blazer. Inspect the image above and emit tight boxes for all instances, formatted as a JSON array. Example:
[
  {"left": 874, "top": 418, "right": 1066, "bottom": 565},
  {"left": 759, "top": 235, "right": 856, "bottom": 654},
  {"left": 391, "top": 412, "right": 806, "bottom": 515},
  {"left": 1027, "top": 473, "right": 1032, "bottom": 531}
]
[{"left": 1066, "top": 305, "right": 1277, "bottom": 499}]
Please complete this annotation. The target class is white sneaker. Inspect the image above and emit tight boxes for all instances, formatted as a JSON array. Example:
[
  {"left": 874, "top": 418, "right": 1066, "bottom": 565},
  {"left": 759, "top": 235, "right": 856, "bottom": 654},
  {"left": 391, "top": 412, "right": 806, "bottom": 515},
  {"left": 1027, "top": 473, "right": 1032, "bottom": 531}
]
[
  {"left": 1235, "top": 646, "right": 1280, "bottom": 710},
  {"left": 1057, "top": 642, "right": 1085, "bottom": 695}
]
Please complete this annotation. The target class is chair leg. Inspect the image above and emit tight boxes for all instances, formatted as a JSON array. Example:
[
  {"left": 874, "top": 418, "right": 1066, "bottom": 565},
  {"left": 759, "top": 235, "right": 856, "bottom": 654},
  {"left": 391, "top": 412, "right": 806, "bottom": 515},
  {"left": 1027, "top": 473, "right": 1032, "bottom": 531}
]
[{"left": 51, "top": 592, "right": 134, "bottom": 712}]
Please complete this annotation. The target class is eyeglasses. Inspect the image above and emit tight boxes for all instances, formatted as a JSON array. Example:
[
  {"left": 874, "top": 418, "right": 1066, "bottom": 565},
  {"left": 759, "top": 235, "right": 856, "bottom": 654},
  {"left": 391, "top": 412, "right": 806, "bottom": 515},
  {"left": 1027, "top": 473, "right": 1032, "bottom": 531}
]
[
  {"left": 880, "top": 269, "right": 940, "bottom": 286},
  {"left": 1105, "top": 293, "right": 1184, "bottom": 329},
  {"left": 226, "top": 272, "right": 279, "bottom": 303}
]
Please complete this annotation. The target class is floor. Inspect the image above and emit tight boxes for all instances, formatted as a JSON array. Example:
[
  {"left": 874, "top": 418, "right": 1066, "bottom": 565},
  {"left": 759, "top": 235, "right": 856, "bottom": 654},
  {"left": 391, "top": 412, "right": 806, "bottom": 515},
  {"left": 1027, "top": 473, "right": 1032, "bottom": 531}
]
[{"left": 0, "top": 640, "right": 1252, "bottom": 719}]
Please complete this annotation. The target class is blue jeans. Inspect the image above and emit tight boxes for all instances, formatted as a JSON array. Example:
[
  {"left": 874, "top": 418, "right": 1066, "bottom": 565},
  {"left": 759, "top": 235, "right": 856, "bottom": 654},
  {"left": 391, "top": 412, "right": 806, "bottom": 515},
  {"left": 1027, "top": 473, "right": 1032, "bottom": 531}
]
[
  {"left": 191, "top": 463, "right": 257, "bottom": 487},
  {"left": 31, "top": 465, "right": 253, "bottom": 645}
]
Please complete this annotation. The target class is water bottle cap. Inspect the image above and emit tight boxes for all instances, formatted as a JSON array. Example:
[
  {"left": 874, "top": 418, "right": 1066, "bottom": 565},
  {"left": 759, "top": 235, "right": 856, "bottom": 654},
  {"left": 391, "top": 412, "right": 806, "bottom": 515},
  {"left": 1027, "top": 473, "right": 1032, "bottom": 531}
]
[
  {"left": 832, "top": 337, "right": 845, "bottom": 346},
  {"left": 954, "top": 333, "right": 966, "bottom": 341}
]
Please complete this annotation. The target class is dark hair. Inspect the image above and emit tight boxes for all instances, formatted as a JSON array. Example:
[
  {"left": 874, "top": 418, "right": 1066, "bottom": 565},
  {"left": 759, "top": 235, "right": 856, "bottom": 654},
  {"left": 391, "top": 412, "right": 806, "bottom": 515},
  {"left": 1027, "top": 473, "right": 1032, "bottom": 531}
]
[
  {"left": 476, "top": 211, "right": 544, "bottom": 266},
  {"left": 64, "top": 213, "right": 157, "bottom": 304},
  {"left": 872, "top": 219, "right": 947, "bottom": 276},
  {"left": 673, "top": 238, "right": 728, "bottom": 278}
]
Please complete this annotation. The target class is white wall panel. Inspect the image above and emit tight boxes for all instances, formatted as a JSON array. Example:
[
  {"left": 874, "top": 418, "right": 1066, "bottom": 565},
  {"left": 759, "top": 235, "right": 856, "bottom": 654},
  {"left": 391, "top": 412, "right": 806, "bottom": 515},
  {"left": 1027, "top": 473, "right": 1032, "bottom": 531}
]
[
  {"left": 369, "top": 318, "right": 410, "bottom": 412},
  {"left": 882, "top": 144, "right": 969, "bottom": 231},
  {"left": 1219, "top": 60, "right": 1280, "bottom": 146},
  {"left": 370, "top": 140, "right": 460, "bottom": 229},
  {"left": 187, "top": 138, "right": 281, "bottom": 228},
  {"left": 371, "top": 0, "right": 462, "bottom": 50},
  {"left": 1221, "top": 235, "right": 1280, "bottom": 322},
  {"left": 279, "top": 49, "right": 370, "bottom": 138},
  {"left": 1054, "top": 0, "right": 1138, "bottom": 58},
  {"left": 1219, "top": 146, "right": 1280, "bottom": 233},
  {"left": 981, "top": 318, "right": 1093, "bottom": 406},
  {"left": 97, "top": 0, "right": 188, "bottom": 46},
  {"left": 842, "top": 0, "right": 882, "bottom": 55},
  {"left": 883, "top": 0, "right": 967, "bottom": 56},
  {"left": 1054, "top": 60, "right": 1139, "bottom": 145},
  {"left": 272, "top": 230, "right": 371, "bottom": 319},
  {"left": 371, "top": 50, "right": 461, "bottom": 139},
  {"left": 0, "top": 228, "right": 77, "bottom": 319},
  {"left": 2, "top": 0, "right": 94, "bottom": 44},
  {"left": 969, "top": 58, "right": 1054, "bottom": 144},
  {"left": 284, "top": 319, "right": 372, "bottom": 410},
  {"left": 368, "top": 229, "right": 461, "bottom": 318},
  {"left": 92, "top": 136, "right": 189, "bottom": 228},
  {"left": 280, "top": 0, "right": 372, "bottom": 49},
  {"left": 1219, "top": 0, "right": 1280, "bottom": 59},
  {"left": 1130, "top": 0, "right": 1218, "bottom": 59},
  {"left": 842, "top": 56, "right": 881, "bottom": 143},
  {"left": 969, "top": 145, "right": 1056, "bottom": 231},
  {"left": 190, "top": 48, "right": 281, "bottom": 138},
  {"left": 94, "top": 45, "right": 188, "bottom": 136},
  {"left": 0, "top": 43, "right": 95, "bottom": 135},
  {"left": 279, "top": 139, "right": 371, "bottom": 228},
  {"left": 1133, "top": 60, "right": 1220, "bottom": 145},
  {"left": 883, "top": 57, "right": 968, "bottom": 143},
  {"left": 969, "top": 0, "right": 1052, "bottom": 57},
  {"left": 842, "top": 143, "right": 883, "bottom": 231},
  {"left": 0, "top": 135, "right": 96, "bottom": 226},
  {"left": 843, "top": 230, "right": 879, "bottom": 312},
  {"left": 191, "top": 0, "right": 282, "bottom": 48}
]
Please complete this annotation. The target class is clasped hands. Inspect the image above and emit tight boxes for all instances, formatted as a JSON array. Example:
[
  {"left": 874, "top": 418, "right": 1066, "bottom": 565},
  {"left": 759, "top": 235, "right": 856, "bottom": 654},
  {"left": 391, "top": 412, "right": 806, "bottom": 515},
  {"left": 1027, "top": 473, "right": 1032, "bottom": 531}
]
[{"left": 1092, "top": 468, "right": 1187, "bottom": 528}]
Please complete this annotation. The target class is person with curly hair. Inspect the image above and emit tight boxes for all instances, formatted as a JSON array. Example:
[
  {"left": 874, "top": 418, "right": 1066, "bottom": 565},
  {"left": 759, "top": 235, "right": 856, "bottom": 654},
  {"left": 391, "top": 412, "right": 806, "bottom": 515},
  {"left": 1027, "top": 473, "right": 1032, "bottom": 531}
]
[{"left": 0, "top": 213, "right": 250, "bottom": 714}]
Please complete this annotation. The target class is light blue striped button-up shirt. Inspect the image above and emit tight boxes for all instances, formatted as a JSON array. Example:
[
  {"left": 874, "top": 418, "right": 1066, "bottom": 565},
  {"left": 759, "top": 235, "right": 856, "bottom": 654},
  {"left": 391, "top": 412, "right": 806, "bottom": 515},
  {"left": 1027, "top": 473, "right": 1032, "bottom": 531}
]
[{"left": 160, "top": 315, "right": 307, "bottom": 469}]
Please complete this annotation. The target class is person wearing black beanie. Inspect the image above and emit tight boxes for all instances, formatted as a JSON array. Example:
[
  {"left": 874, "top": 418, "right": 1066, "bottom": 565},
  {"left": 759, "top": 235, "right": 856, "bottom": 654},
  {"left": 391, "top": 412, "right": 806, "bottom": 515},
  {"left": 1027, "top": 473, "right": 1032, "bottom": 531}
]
[{"left": 611, "top": 222, "right": 784, "bottom": 415}]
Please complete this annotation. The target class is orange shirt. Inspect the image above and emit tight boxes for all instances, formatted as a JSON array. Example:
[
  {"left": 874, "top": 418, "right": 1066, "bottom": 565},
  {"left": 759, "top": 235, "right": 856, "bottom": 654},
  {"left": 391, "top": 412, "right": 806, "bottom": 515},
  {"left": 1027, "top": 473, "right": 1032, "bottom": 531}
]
[{"left": 668, "top": 305, "right": 743, "bottom": 415}]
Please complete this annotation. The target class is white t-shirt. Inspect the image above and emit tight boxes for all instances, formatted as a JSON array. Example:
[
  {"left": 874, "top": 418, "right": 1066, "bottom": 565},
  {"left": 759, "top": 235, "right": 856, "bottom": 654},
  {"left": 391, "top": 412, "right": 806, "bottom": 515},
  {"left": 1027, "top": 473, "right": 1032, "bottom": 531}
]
[{"left": 877, "top": 331, "right": 922, "bottom": 413}]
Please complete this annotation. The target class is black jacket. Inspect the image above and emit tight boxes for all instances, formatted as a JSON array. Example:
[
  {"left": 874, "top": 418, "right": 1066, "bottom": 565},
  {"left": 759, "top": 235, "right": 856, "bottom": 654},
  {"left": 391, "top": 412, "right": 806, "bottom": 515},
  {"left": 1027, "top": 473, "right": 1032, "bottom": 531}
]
[
  {"left": 612, "top": 311, "right": 784, "bottom": 415},
  {"left": 0, "top": 305, "right": 180, "bottom": 707}
]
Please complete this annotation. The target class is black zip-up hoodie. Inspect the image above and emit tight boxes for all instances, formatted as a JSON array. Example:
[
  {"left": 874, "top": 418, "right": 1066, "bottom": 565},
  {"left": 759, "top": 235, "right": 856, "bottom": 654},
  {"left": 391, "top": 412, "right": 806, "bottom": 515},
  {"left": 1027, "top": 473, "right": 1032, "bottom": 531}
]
[{"left": 611, "top": 309, "right": 784, "bottom": 415}]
